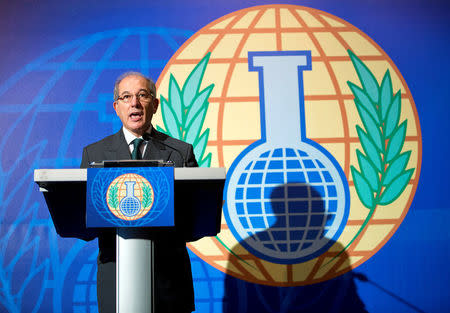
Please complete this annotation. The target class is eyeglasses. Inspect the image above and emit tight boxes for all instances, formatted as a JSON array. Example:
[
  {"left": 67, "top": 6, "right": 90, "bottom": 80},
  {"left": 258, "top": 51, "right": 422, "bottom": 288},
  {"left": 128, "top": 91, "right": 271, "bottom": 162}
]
[{"left": 117, "top": 91, "right": 153, "bottom": 103}]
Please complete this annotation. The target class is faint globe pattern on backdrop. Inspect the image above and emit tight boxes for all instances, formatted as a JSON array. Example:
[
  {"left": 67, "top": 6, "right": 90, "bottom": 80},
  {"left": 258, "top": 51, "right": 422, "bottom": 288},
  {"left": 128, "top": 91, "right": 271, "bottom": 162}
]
[
  {"left": 189, "top": 250, "right": 227, "bottom": 313},
  {"left": 0, "top": 27, "right": 196, "bottom": 312},
  {"left": 72, "top": 252, "right": 98, "bottom": 313},
  {"left": 155, "top": 5, "right": 421, "bottom": 286}
]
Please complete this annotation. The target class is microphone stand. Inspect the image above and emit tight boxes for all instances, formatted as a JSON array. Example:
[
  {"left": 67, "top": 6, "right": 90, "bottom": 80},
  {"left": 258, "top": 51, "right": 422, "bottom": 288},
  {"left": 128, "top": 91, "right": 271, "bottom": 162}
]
[{"left": 353, "top": 272, "right": 426, "bottom": 313}]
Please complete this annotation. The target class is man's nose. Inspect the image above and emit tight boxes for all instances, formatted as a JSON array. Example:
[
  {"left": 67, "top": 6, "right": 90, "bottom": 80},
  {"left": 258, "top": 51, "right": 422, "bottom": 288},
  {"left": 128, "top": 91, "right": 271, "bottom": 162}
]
[{"left": 131, "top": 95, "right": 142, "bottom": 107}]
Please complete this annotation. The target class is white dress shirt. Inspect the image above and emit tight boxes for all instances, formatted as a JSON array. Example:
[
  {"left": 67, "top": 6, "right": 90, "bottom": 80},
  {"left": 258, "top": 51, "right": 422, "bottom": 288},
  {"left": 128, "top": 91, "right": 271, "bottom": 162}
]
[{"left": 122, "top": 126, "right": 152, "bottom": 157}]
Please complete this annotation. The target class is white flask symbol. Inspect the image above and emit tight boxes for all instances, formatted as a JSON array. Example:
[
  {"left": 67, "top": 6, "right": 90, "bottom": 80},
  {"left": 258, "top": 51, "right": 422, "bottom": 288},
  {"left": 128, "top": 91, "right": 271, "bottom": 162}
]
[
  {"left": 119, "top": 181, "right": 141, "bottom": 217},
  {"left": 223, "top": 51, "right": 350, "bottom": 264}
]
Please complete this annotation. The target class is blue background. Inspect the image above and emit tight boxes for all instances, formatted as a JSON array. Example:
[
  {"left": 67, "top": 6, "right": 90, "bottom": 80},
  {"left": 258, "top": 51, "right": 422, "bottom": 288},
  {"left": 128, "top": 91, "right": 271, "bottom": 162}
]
[{"left": 0, "top": 0, "right": 448, "bottom": 312}]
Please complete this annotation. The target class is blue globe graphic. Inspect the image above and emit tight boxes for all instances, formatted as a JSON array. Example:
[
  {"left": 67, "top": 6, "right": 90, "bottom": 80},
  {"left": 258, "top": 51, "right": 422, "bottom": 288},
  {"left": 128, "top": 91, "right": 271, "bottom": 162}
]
[
  {"left": 72, "top": 251, "right": 98, "bottom": 313},
  {"left": 189, "top": 250, "right": 226, "bottom": 313},
  {"left": 228, "top": 147, "right": 347, "bottom": 264},
  {"left": 120, "top": 195, "right": 141, "bottom": 216},
  {"left": 0, "top": 27, "right": 195, "bottom": 312}
]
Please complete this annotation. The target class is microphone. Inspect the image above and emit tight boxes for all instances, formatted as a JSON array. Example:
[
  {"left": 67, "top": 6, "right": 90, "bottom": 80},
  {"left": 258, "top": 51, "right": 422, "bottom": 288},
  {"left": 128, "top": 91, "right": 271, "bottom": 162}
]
[{"left": 144, "top": 133, "right": 187, "bottom": 167}]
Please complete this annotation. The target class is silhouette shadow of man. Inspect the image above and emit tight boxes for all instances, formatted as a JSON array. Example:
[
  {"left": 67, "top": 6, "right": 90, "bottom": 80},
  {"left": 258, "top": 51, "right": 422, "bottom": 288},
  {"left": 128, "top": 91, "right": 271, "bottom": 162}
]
[{"left": 223, "top": 183, "right": 368, "bottom": 313}]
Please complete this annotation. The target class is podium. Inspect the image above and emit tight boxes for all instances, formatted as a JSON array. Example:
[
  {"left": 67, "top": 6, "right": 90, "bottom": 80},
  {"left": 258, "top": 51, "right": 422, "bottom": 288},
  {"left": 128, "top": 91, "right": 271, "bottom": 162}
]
[{"left": 34, "top": 167, "right": 225, "bottom": 313}]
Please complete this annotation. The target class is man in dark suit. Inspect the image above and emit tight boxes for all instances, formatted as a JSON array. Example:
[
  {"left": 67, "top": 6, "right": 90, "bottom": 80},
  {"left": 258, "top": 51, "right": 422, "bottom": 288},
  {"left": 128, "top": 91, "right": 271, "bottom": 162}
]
[{"left": 81, "top": 72, "right": 197, "bottom": 313}]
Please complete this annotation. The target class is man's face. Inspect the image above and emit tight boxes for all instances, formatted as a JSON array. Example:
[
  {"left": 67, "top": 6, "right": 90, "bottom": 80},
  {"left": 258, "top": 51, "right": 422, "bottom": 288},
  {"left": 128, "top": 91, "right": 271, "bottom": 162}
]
[{"left": 113, "top": 75, "right": 159, "bottom": 137}]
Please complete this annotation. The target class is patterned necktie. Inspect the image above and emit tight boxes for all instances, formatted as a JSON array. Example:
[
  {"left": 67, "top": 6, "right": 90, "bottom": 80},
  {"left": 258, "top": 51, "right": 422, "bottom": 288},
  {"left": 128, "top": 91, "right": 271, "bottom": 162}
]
[{"left": 131, "top": 138, "right": 144, "bottom": 160}]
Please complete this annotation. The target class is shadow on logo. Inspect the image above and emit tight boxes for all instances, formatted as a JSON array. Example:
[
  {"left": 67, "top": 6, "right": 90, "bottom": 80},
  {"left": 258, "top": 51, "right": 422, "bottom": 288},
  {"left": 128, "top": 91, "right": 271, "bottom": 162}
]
[{"left": 223, "top": 183, "right": 368, "bottom": 313}]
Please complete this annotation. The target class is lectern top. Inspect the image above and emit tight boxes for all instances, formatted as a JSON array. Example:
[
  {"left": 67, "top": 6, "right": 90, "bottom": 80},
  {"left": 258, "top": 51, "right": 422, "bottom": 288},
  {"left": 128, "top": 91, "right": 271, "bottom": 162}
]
[{"left": 34, "top": 167, "right": 226, "bottom": 184}]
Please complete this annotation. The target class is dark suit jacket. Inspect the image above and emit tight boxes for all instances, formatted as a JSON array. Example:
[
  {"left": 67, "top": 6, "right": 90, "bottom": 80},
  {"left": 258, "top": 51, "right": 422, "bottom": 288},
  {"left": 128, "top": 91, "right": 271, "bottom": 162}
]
[{"left": 81, "top": 128, "right": 197, "bottom": 313}]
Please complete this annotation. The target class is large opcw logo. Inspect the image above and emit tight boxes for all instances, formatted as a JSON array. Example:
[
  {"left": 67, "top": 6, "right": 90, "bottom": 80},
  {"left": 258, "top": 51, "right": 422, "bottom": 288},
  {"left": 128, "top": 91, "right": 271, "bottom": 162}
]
[{"left": 155, "top": 5, "right": 421, "bottom": 286}]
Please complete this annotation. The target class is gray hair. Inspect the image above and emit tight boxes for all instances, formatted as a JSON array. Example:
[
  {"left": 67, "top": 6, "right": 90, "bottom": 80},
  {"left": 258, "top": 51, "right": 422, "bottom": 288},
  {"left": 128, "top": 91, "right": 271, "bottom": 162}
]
[{"left": 113, "top": 71, "right": 156, "bottom": 101}]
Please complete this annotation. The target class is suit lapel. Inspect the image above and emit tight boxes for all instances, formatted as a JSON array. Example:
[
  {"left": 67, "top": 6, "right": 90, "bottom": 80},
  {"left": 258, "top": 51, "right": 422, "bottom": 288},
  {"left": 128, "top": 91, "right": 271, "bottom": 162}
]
[
  {"left": 104, "top": 130, "right": 132, "bottom": 160},
  {"left": 143, "top": 137, "right": 172, "bottom": 161},
  {"left": 143, "top": 129, "right": 173, "bottom": 162}
]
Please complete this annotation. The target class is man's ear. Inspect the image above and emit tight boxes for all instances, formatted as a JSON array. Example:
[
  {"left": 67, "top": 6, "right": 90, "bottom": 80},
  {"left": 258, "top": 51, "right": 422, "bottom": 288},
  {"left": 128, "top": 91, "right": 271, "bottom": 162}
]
[
  {"left": 153, "top": 98, "right": 159, "bottom": 113},
  {"left": 113, "top": 101, "right": 119, "bottom": 115}
]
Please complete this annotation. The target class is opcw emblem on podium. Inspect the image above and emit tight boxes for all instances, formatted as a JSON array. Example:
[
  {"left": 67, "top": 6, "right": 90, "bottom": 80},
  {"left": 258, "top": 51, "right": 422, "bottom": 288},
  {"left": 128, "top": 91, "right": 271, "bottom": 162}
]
[
  {"left": 86, "top": 167, "right": 175, "bottom": 228},
  {"left": 107, "top": 174, "right": 155, "bottom": 220}
]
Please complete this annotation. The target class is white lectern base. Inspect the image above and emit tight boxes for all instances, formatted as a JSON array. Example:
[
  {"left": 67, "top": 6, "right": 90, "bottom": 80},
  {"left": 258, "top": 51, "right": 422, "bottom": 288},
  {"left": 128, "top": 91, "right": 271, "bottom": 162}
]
[{"left": 116, "top": 229, "right": 154, "bottom": 313}]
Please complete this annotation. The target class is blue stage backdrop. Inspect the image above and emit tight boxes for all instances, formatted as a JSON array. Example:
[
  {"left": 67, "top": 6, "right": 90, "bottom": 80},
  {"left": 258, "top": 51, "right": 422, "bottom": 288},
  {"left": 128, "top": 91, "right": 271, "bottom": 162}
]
[{"left": 0, "top": 1, "right": 448, "bottom": 312}]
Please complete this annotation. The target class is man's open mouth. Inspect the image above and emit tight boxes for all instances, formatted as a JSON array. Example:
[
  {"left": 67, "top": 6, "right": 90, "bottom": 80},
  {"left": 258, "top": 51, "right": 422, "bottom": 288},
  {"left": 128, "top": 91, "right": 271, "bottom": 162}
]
[{"left": 129, "top": 112, "right": 143, "bottom": 121}]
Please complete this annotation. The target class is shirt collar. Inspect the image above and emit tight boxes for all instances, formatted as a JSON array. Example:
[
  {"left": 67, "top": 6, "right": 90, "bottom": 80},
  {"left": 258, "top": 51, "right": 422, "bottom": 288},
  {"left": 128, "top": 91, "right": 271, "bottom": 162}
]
[{"left": 122, "top": 126, "right": 152, "bottom": 145}]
